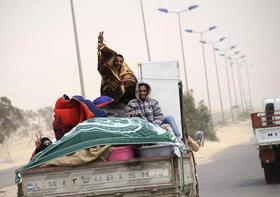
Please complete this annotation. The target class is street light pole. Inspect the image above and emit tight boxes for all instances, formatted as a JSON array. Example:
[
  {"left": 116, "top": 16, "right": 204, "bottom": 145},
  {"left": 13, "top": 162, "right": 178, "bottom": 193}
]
[
  {"left": 221, "top": 52, "right": 234, "bottom": 121},
  {"left": 200, "top": 33, "right": 213, "bottom": 122},
  {"left": 140, "top": 0, "right": 151, "bottom": 61},
  {"left": 217, "top": 45, "right": 236, "bottom": 122},
  {"left": 185, "top": 26, "right": 217, "bottom": 123},
  {"left": 177, "top": 13, "right": 189, "bottom": 91},
  {"left": 237, "top": 62, "right": 246, "bottom": 112},
  {"left": 234, "top": 58, "right": 245, "bottom": 112},
  {"left": 212, "top": 44, "right": 225, "bottom": 122},
  {"left": 70, "top": 0, "right": 85, "bottom": 97},
  {"left": 158, "top": 5, "right": 199, "bottom": 91},
  {"left": 229, "top": 59, "right": 239, "bottom": 114},
  {"left": 245, "top": 64, "right": 253, "bottom": 111},
  {"left": 236, "top": 57, "right": 248, "bottom": 112},
  {"left": 201, "top": 37, "right": 226, "bottom": 123}
]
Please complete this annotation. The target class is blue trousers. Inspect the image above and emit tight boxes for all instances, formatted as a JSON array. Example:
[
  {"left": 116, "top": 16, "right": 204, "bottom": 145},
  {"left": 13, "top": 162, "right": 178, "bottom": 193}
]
[{"left": 162, "top": 115, "right": 180, "bottom": 137}]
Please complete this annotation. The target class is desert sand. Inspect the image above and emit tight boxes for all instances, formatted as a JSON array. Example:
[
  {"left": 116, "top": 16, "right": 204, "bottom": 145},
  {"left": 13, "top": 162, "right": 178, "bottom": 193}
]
[
  {"left": 0, "top": 130, "right": 54, "bottom": 171},
  {"left": 195, "top": 119, "right": 253, "bottom": 164},
  {"left": 0, "top": 119, "right": 253, "bottom": 197}
]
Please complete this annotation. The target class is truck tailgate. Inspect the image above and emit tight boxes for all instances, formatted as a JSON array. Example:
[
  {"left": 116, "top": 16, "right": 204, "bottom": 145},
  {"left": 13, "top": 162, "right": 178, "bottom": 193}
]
[
  {"left": 19, "top": 155, "right": 193, "bottom": 196},
  {"left": 254, "top": 126, "right": 280, "bottom": 145}
]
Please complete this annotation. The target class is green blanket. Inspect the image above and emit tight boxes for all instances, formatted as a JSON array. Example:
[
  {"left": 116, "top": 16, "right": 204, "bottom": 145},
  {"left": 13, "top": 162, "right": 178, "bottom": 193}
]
[{"left": 16, "top": 117, "right": 176, "bottom": 174}]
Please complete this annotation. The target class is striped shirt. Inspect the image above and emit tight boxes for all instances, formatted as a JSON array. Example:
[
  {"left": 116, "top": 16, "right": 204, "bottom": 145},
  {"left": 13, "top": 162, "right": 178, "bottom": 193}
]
[{"left": 126, "top": 97, "right": 164, "bottom": 125}]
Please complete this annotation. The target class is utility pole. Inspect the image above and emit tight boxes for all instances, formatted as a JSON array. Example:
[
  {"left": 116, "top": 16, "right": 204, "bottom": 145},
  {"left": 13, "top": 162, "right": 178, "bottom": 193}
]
[{"left": 70, "top": 0, "right": 86, "bottom": 97}]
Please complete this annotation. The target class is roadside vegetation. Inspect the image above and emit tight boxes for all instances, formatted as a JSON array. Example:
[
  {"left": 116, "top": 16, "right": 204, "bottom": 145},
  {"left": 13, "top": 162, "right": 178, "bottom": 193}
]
[
  {"left": 0, "top": 97, "right": 53, "bottom": 145},
  {"left": 183, "top": 90, "right": 218, "bottom": 141}
]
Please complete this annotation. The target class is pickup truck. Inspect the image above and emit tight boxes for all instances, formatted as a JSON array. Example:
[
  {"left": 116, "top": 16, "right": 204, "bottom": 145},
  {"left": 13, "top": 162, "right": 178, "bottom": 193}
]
[
  {"left": 16, "top": 61, "right": 199, "bottom": 196},
  {"left": 17, "top": 146, "right": 197, "bottom": 196},
  {"left": 251, "top": 98, "right": 280, "bottom": 183}
]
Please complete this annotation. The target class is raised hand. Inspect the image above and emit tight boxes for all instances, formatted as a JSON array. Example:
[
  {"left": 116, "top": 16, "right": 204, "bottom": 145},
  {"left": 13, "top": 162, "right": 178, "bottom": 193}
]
[
  {"left": 35, "top": 134, "right": 42, "bottom": 149},
  {"left": 98, "top": 31, "right": 104, "bottom": 44}
]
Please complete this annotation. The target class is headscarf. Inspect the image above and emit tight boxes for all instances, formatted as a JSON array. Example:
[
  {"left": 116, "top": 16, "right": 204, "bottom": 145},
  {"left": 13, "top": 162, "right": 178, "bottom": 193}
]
[{"left": 34, "top": 137, "right": 52, "bottom": 155}]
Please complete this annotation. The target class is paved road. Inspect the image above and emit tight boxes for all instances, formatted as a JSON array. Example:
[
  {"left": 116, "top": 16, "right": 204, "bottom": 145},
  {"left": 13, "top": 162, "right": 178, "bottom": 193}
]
[
  {"left": 0, "top": 166, "right": 19, "bottom": 189},
  {"left": 197, "top": 142, "right": 280, "bottom": 197}
]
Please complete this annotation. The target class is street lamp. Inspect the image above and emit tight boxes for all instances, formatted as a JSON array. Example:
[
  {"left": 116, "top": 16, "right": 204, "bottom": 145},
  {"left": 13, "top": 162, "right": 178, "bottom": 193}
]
[
  {"left": 201, "top": 37, "right": 226, "bottom": 123},
  {"left": 70, "top": 0, "right": 85, "bottom": 97},
  {"left": 216, "top": 45, "right": 236, "bottom": 122},
  {"left": 184, "top": 26, "right": 217, "bottom": 123},
  {"left": 158, "top": 4, "right": 199, "bottom": 91}
]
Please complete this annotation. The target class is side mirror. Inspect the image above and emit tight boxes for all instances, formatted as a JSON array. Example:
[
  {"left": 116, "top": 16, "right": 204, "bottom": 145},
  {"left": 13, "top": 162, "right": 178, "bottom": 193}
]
[{"left": 194, "top": 130, "right": 204, "bottom": 147}]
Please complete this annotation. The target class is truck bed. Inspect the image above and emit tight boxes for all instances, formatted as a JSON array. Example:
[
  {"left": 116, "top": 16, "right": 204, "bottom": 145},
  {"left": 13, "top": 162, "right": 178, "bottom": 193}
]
[{"left": 18, "top": 154, "right": 195, "bottom": 197}]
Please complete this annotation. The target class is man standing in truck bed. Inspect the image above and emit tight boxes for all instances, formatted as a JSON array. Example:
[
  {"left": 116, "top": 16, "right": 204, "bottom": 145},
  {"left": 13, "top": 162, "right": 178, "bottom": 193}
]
[{"left": 97, "top": 32, "right": 137, "bottom": 104}]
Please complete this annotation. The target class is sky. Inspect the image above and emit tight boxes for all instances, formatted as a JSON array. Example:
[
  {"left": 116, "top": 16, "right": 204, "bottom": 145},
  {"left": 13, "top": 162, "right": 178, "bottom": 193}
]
[{"left": 1, "top": 0, "right": 280, "bottom": 113}]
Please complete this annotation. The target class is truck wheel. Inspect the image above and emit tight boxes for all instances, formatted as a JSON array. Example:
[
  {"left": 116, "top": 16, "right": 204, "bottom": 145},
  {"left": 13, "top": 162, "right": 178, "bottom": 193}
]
[{"left": 264, "top": 164, "right": 275, "bottom": 184}]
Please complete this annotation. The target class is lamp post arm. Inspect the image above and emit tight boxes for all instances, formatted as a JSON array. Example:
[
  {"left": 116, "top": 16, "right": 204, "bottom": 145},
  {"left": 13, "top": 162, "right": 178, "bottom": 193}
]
[
  {"left": 179, "top": 9, "right": 188, "bottom": 14},
  {"left": 168, "top": 10, "right": 179, "bottom": 14}
]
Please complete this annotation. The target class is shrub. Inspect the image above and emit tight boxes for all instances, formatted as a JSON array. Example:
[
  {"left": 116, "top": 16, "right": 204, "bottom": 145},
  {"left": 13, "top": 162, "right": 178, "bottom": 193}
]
[{"left": 183, "top": 90, "right": 217, "bottom": 141}]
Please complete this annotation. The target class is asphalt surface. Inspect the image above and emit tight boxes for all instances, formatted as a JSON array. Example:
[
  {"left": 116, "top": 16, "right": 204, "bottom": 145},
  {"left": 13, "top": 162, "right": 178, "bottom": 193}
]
[
  {"left": 0, "top": 166, "right": 20, "bottom": 189},
  {"left": 197, "top": 142, "right": 280, "bottom": 197}
]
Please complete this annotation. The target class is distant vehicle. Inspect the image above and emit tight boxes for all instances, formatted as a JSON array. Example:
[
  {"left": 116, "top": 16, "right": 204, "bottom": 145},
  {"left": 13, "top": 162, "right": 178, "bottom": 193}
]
[
  {"left": 16, "top": 61, "right": 199, "bottom": 196},
  {"left": 194, "top": 131, "right": 204, "bottom": 147},
  {"left": 251, "top": 98, "right": 280, "bottom": 183}
]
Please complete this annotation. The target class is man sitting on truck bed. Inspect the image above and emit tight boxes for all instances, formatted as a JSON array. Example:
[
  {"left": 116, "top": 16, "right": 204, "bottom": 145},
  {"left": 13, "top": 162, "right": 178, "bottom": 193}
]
[
  {"left": 126, "top": 82, "right": 180, "bottom": 137},
  {"left": 97, "top": 31, "right": 137, "bottom": 104}
]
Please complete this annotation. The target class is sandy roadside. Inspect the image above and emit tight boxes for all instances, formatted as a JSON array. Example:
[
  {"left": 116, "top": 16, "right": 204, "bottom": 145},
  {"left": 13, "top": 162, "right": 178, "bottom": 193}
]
[
  {"left": 195, "top": 119, "right": 253, "bottom": 164},
  {"left": 0, "top": 130, "right": 54, "bottom": 171},
  {"left": 0, "top": 141, "right": 35, "bottom": 171},
  {"left": 0, "top": 119, "right": 253, "bottom": 196}
]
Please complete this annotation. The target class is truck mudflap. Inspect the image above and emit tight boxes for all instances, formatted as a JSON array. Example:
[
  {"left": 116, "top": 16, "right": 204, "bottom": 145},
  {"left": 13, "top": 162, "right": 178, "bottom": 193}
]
[
  {"left": 259, "top": 146, "right": 276, "bottom": 164},
  {"left": 18, "top": 154, "right": 196, "bottom": 197}
]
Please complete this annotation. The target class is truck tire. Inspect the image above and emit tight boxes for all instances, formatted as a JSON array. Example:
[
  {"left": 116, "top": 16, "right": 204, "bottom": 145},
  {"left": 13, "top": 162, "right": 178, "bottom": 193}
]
[{"left": 264, "top": 164, "right": 275, "bottom": 184}]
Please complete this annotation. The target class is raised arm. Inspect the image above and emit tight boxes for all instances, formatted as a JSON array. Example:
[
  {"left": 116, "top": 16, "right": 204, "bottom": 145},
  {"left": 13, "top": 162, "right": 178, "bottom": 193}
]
[{"left": 97, "top": 32, "right": 117, "bottom": 75}]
